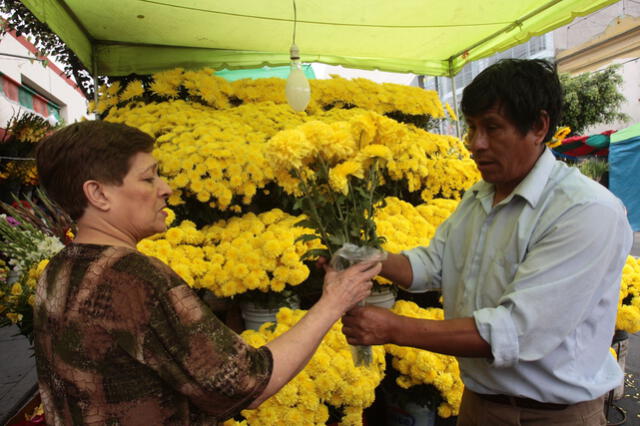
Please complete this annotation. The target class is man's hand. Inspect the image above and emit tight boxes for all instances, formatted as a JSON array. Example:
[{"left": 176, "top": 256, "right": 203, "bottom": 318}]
[
  {"left": 344, "top": 308, "right": 493, "bottom": 357},
  {"left": 342, "top": 305, "right": 399, "bottom": 346}
]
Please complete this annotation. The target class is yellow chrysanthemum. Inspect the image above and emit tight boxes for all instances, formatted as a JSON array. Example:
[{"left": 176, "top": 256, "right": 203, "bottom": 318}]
[
  {"left": 444, "top": 102, "right": 458, "bottom": 121},
  {"left": 119, "top": 80, "right": 144, "bottom": 102},
  {"left": 385, "top": 300, "right": 464, "bottom": 417},
  {"left": 239, "top": 308, "right": 385, "bottom": 425}
]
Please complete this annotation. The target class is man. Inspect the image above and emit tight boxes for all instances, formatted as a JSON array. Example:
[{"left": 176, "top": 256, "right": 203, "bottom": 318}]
[{"left": 342, "top": 59, "right": 632, "bottom": 425}]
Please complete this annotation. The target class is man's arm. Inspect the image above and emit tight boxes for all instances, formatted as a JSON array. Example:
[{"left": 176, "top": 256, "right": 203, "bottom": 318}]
[
  {"left": 342, "top": 306, "right": 492, "bottom": 358},
  {"left": 380, "top": 252, "right": 413, "bottom": 289}
]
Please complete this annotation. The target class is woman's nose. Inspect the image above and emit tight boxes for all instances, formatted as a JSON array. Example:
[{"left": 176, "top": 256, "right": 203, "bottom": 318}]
[{"left": 159, "top": 178, "right": 173, "bottom": 197}]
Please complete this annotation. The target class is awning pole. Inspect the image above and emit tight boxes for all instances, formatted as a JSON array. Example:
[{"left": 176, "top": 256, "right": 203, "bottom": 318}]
[
  {"left": 449, "top": 59, "right": 461, "bottom": 138},
  {"left": 92, "top": 45, "right": 99, "bottom": 118}
]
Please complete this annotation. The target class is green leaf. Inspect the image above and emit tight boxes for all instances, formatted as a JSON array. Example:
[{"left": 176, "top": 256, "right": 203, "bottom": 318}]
[
  {"left": 294, "top": 218, "right": 316, "bottom": 229},
  {"left": 328, "top": 234, "right": 346, "bottom": 247},
  {"left": 295, "top": 233, "right": 321, "bottom": 243},
  {"left": 300, "top": 248, "right": 331, "bottom": 261}
]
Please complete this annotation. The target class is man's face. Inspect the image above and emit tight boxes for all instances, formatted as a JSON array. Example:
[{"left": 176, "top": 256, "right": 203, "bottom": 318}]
[{"left": 465, "top": 104, "right": 547, "bottom": 195}]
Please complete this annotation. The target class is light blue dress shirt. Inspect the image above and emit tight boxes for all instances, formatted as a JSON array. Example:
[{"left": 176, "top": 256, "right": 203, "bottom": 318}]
[{"left": 404, "top": 148, "right": 633, "bottom": 403}]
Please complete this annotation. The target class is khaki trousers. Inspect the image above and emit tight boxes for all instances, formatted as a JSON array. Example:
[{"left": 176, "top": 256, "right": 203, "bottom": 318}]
[{"left": 456, "top": 389, "right": 606, "bottom": 426}]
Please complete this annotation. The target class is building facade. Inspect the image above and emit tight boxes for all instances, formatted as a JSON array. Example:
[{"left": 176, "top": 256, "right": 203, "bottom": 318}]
[{"left": 0, "top": 29, "right": 88, "bottom": 131}]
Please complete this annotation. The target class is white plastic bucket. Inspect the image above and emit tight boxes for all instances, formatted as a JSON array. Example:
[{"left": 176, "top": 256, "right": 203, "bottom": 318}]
[
  {"left": 365, "top": 287, "right": 396, "bottom": 309},
  {"left": 240, "top": 299, "right": 300, "bottom": 331},
  {"left": 383, "top": 385, "right": 436, "bottom": 426},
  {"left": 386, "top": 401, "right": 436, "bottom": 426}
]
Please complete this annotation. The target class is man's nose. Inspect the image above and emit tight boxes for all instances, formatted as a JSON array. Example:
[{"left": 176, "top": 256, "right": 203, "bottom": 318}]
[{"left": 469, "top": 130, "right": 489, "bottom": 151}]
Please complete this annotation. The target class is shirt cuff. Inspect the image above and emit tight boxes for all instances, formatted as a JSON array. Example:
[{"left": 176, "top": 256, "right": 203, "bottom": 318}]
[
  {"left": 401, "top": 249, "right": 430, "bottom": 293},
  {"left": 474, "top": 306, "right": 519, "bottom": 368}
]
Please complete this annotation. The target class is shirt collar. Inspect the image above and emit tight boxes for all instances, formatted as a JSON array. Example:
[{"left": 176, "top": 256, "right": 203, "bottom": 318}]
[{"left": 472, "top": 148, "right": 556, "bottom": 208}]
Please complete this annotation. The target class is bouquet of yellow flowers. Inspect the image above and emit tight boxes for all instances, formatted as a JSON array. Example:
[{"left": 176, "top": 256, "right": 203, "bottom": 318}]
[
  {"left": 265, "top": 114, "right": 393, "bottom": 366},
  {"left": 266, "top": 114, "right": 391, "bottom": 259}
]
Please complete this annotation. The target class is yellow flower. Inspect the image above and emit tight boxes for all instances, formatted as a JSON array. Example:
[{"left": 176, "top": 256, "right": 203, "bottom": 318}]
[
  {"left": 547, "top": 126, "right": 572, "bottom": 148},
  {"left": 386, "top": 300, "right": 464, "bottom": 416},
  {"left": 10, "top": 283, "right": 23, "bottom": 296},
  {"left": 266, "top": 129, "right": 315, "bottom": 171},
  {"left": 360, "top": 144, "right": 392, "bottom": 161},
  {"left": 6, "top": 312, "right": 23, "bottom": 323},
  {"left": 119, "top": 80, "right": 144, "bottom": 102},
  {"left": 444, "top": 102, "right": 458, "bottom": 121},
  {"left": 149, "top": 68, "right": 184, "bottom": 98},
  {"left": 238, "top": 308, "right": 384, "bottom": 425},
  {"left": 163, "top": 208, "right": 176, "bottom": 226},
  {"left": 617, "top": 256, "right": 640, "bottom": 333}
]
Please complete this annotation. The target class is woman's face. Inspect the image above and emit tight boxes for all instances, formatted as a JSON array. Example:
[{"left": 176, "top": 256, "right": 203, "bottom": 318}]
[{"left": 104, "top": 152, "right": 172, "bottom": 242}]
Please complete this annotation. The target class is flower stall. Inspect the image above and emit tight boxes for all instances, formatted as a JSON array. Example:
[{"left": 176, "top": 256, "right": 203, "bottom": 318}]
[{"left": 88, "top": 68, "right": 477, "bottom": 424}]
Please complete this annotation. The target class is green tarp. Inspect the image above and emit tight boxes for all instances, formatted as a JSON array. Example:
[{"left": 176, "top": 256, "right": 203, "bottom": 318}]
[
  {"left": 611, "top": 122, "right": 640, "bottom": 143},
  {"left": 21, "top": 0, "right": 619, "bottom": 77},
  {"left": 215, "top": 65, "right": 315, "bottom": 82}
]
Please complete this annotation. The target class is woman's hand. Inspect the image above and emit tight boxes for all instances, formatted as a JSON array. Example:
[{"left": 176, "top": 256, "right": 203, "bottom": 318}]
[{"left": 320, "top": 261, "right": 381, "bottom": 316}]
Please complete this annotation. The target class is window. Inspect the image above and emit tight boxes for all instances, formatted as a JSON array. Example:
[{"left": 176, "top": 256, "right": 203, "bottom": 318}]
[
  {"left": 1, "top": 73, "right": 61, "bottom": 120},
  {"left": 18, "top": 84, "right": 60, "bottom": 121}
]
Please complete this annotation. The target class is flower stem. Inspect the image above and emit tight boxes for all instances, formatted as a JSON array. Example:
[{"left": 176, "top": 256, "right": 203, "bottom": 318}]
[{"left": 295, "top": 169, "right": 334, "bottom": 257}]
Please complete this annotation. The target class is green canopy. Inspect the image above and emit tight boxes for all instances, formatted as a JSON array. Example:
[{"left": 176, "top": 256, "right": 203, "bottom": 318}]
[{"left": 21, "top": 0, "right": 618, "bottom": 77}]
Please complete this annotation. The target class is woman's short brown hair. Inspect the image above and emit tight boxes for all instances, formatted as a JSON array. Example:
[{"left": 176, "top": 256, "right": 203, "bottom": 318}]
[{"left": 36, "top": 120, "right": 155, "bottom": 220}]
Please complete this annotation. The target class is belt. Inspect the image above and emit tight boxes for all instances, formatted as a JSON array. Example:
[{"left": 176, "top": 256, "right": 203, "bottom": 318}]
[{"left": 474, "top": 392, "right": 569, "bottom": 411}]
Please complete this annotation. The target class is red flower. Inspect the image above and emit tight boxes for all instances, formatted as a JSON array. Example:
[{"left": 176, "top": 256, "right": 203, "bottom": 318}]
[
  {"left": 12, "top": 414, "right": 45, "bottom": 425},
  {"left": 11, "top": 200, "right": 32, "bottom": 209}
]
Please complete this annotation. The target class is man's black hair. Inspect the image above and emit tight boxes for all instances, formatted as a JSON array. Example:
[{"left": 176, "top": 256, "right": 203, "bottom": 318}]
[{"left": 461, "top": 59, "right": 563, "bottom": 142}]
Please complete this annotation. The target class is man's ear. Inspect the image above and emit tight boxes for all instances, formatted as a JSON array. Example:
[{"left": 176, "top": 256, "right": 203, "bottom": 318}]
[
  {"left": 532, "top": 110, "right": 550, "bottom": 145},
  {"left": 83, "top": 180, "right": 111, "bottom": 212}
]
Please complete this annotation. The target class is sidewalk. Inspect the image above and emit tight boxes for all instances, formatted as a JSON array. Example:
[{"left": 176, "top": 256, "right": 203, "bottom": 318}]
[{"left": 0, "top": 326, "right": 36, "bottom": 425}]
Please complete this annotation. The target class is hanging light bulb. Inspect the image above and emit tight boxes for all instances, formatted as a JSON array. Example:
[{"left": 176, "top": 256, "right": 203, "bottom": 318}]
[
  {"left": 285, "top": 0, "right": 310, "bottom": 112},
  {"left": 286, "top": 43, "right": 310, "bottom": 112}
]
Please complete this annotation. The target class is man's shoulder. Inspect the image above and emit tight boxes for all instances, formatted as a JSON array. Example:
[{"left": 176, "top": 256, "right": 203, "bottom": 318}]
[{"left": 548, "top": 162, "right": 624, "bottom": 213}]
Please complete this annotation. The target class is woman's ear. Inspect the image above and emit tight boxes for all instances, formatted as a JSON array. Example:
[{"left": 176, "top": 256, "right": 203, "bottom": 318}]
[{"left": 83, "top": 180, "right": 111, "bottom": 212}]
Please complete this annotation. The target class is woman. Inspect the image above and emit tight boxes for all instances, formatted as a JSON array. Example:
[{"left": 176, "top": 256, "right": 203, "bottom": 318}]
[{"left": 34, "top": 120, "right": 380, "bottom": 425}]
